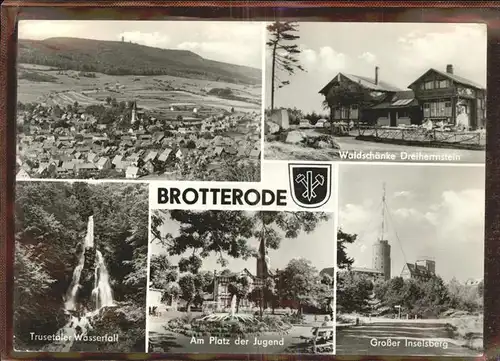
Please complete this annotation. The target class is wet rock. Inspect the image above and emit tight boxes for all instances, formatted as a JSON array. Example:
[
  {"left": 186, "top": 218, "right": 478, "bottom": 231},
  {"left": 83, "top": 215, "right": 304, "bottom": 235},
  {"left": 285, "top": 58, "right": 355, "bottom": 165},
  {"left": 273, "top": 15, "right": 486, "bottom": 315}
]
[
  {"left": 285, "top": 130, "right": 306, "bottom": 144},
  {"left": 266, "top": 121, "right": 280, "bottom": 135},
  {"left": 317, "top": 140, "right": 330, "bottom": 149},
  {"left": 305, "top": 134, "right": 340, "bottom": 149}
]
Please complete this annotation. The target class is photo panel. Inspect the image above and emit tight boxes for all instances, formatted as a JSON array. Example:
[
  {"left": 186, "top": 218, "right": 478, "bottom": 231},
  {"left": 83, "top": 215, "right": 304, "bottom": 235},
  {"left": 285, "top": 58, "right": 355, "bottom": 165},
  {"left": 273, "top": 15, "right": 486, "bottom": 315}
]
[
  {"left": 147, "top": 209, "right": 336, "bottom": 355},
  {"left": 335, "top": 164, "right": 484, "bottom": 356},
  {"left": 16, "top": 20, "right": 263, "bottom": 182},
  {"left": 264, "top": 22, "right": 486, "bottom": 164},
  {"left": 13, "top": 181, "right": 149, "bottom": 352}
]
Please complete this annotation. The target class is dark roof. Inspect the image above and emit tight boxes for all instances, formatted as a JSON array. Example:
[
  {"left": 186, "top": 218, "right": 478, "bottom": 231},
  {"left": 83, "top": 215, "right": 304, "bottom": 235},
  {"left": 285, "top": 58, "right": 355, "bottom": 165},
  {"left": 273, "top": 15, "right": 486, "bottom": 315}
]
[
  {"left": 408, "top": 68, "right": 484, "bottom": 90},
  {"left": 370, "top": 90, "right": 419, "bottom": 110},
  {"left": 319, "top": 72, "right": 403, "bottom": 95},
  {"left": 320, "top": 267, "right": 334, "bottom": 277},
  {"left": 404, "top": 263, "right": 432, "bottom": 277},
  {"left": 351, "top": 267, "right": 384, "bottom": 275}
]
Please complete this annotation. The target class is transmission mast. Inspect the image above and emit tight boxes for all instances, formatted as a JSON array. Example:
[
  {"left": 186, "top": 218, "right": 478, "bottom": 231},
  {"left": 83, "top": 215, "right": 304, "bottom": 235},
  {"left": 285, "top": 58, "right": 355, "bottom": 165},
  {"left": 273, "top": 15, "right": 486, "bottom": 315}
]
[{"left": 380, "top": 182, "right": 386, "bottom": 240}]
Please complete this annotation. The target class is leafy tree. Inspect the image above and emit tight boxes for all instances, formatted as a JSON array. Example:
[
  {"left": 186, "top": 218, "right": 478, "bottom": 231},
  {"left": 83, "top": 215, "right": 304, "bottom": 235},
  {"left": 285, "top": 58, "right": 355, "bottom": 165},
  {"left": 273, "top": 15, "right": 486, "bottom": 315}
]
[
  {"left": 149, "top": 254, "right": 178, "bottom": 289},
  {"left": 156, "top": 211, "right": 330, "bottom": 273},
  {"left": 178, "top": 274, "right": 197, "bottom": 311},
  {"left": 316, "top": 272, "right": 335, "bottom": 312},
  {"left": 337, "top": 228, "right": 356, "bottom": 270},
  {"left": 280, "top": 258, "right": 320, "bottom": 314},
  {"left": 337, "top": 271, "right": 373, "bottom": 313},
  {"left": 305, "top": 111, "right": 322, "bottom": 125},
  {"left": 477, "top": 280, "right": 484, "bottom": 298},
  {"left": 266, "top": 22, "right": 305, "bottom": 109},
  {"left": 177, "top": 271, "right": 214, "bottom": 311},
  {"left": 249, "top": 277, "right": 277, "bottom": 315}
]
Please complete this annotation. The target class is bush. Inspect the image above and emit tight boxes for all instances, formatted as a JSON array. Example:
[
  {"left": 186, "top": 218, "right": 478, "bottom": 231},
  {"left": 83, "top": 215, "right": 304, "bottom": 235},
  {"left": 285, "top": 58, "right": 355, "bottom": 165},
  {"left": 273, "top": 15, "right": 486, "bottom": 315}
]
[
  {"left": 166, "top": 314, "right": 292, "bottom": 338},
  {"left": 19, "top": 71, "right": 58, "bottom": 83}
]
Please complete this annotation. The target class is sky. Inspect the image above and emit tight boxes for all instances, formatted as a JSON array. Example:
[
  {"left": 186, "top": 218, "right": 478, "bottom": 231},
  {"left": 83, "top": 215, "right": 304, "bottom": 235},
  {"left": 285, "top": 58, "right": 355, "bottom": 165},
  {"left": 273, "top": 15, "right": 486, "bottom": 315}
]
[
  {"left": 17, "top": 20, "right": 263, "bottom": 69},
  {"left": 338, "top": 164, "right": 485, "bottom": 283},
  {"left": 265, "top": 22, "right": 487, "bottom": 113},
  {"left": 151, "top": 211, "right": 335, "bottom": 274}
]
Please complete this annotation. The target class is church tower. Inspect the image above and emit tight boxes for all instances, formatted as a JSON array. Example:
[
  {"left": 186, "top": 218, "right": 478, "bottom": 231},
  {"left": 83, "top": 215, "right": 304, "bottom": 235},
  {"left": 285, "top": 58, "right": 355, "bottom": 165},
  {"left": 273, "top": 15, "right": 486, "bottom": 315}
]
[
  {"left": 256, "top": 238, "right": 268, "bottom": 278},
  {"left": 131, "top": 101, "right": 137, "bottom": 124}
]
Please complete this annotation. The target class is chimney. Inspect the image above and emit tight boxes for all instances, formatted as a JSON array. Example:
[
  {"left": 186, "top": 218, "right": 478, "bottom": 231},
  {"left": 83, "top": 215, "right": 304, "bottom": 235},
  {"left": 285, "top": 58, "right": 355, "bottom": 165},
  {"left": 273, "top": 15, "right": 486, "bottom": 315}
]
[
  {"left": 375, "top": 66, "right": 379, "bottom": 85},
  {"left": 446, "top": 64, "right": 453, "bottom": 74}
]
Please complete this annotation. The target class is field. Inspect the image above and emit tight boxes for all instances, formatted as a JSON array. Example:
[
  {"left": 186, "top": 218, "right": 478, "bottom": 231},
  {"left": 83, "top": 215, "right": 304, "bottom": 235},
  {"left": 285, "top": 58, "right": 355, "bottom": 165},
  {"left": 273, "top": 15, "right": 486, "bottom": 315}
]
[{"left": 17, "top": 64, "right": 261, "bottom": 114}]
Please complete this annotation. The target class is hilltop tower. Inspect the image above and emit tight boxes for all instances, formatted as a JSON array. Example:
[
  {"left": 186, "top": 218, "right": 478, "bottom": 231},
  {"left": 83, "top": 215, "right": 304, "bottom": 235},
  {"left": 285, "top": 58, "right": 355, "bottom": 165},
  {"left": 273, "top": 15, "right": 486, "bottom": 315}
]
[
  {"left": 373, "top": 240, "right": 391, "bottom": 281},
  {"left": 372, "top": 183, "right": 391, "bottom": 281}
]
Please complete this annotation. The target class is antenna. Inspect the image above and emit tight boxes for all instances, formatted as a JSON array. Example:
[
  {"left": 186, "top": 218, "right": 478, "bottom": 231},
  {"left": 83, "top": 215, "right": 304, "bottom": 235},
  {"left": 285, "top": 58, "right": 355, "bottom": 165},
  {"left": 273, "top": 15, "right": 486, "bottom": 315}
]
[{"left": 380, "top": 182, "right": 386, "bottom": 240}]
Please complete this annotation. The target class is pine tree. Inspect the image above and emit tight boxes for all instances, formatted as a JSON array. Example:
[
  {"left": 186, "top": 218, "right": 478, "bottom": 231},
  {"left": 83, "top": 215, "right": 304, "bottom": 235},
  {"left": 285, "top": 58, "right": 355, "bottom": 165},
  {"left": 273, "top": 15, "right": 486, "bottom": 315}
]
[{"left": 266, "top": 22, "right": 305, "bottom": 110}]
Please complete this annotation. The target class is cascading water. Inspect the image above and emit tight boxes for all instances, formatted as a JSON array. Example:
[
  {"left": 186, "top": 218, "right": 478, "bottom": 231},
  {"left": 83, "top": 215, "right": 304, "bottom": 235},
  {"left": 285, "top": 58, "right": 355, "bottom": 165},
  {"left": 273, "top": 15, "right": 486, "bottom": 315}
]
[
  {"left": 93, "top": 250, "right": 114, "bottom": 310},
  {"left": 45, "top": 216, "right": 115, "bottom": 352},
  {"left": 64, "top": 216, "right": 95, "bottom": 311}
]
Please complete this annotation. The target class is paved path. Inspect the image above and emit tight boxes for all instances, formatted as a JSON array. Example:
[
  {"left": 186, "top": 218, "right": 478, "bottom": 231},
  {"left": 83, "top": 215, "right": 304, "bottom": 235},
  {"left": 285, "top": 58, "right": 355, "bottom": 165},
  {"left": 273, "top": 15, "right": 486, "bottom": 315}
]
[{"left": 336, "top": 321, "right": 481, "bottom": 356}]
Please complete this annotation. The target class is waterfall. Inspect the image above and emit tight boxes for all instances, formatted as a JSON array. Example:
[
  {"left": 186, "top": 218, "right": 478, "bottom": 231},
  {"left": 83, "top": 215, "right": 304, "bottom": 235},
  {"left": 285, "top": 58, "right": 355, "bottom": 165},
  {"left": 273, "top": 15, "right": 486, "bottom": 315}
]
[
  {"left": 45, "top": 216, "right": 115, "bottom": 352},
  {"left": 84, "top": 215, "right": 94, "bottom": 248},
  {"left": 93, "top": 250, "right": 114, "bottom": 310},
  {"left": 64, "top": 252, "right": 85, "bottom": 311}
]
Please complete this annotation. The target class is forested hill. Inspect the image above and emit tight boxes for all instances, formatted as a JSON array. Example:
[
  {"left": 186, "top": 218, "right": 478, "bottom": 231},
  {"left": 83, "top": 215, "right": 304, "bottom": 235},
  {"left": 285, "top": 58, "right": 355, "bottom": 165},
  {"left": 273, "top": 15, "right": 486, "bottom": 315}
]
[{"left": 18, "top": 37, "right": 261, "bottom": 85}]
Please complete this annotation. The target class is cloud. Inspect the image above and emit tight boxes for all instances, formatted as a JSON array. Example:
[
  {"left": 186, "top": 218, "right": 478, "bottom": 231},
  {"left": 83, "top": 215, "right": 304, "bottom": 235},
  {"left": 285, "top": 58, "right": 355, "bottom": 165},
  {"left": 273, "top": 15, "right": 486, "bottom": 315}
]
[
  {"left": 118, "top": 31, "right": 171, "bottom": 48},
  {"left": 393, "top": 207, "right": 422, "bottom": 219},
  {"left": 19, "top": 20, "right": 86, "bottom": 40},
  {"left": 393, "top": 191, "right": 413, "bottom": 199},
  {"left": 424, "top": 189, "right": 484, "bottom": 244},
  {"left": 396, "top": 24, "right": 486, "bottom": 86},
  {"left": 177, "top": 40, "right": 262, "bottom": 69},
  {"left": 340, "top": 186, "right": 484, "bottom": 276},
  {"left": 299, "top": 46, "right": 347, "bottom": 73},
  {"left": 203, "top": 22, "right": 262, "bottom": 43},
  {"left": 358, "top": 51, "right": 377, "bottom": 64}
]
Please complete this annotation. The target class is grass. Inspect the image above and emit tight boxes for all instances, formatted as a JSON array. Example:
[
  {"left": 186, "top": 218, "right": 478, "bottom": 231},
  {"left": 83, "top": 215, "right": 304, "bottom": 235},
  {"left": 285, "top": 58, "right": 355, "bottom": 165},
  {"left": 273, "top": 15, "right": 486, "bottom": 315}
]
[
  {"left": 17, "top": 69, "right": 261, "bottom": 113},
  {"left": 445, "top": 315, "right": 483, "bottom": 348}
]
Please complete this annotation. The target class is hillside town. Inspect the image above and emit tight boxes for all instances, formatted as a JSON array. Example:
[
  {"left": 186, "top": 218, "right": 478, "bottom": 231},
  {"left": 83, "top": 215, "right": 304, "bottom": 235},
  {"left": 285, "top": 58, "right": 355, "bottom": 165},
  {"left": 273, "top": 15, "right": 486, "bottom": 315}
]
[{"left": 16, "top": 100, "right": 261, "bottom": 181}]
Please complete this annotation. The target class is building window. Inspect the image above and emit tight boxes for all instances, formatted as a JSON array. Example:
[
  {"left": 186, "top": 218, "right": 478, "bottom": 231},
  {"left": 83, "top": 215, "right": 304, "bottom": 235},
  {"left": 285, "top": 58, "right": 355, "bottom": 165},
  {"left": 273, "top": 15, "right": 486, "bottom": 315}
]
[
  {"left": 437, "top": 80, "right": 450, "bottom": 88},
  {"left": 351, "top": 105, "right": 359, "bottom": 119},
  {"left": 424, "top": 81, "right": 434, "bottom": 90},
  {"left": 398, "top": 111, "right": 410, "bottom": 118},
  {"left": 423, "top": 103, "right": 430, "bottom": 118},
  {"left": 424, "top": 100, "right": 452, "bottom": 118},
  {"left": 333, "top": 108, "right": 341, "bottom": 120}
]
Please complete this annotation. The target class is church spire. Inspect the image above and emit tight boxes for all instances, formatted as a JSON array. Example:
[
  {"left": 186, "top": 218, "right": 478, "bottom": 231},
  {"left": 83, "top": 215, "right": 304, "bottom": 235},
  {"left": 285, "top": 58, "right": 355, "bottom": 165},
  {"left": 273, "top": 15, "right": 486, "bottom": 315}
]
[
  {"left": 256, "top": 237, "right": 268, "bottom": 278},
  {"left": 131, "top": 101, "right": 137, "bottom": 124}
]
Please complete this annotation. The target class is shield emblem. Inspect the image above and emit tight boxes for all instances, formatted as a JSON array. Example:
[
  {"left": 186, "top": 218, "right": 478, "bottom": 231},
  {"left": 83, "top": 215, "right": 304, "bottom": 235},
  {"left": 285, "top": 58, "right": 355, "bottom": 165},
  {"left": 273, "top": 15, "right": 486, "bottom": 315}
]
[{"left": 288, "top": 164, "right": 332, "bottom": 208}]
